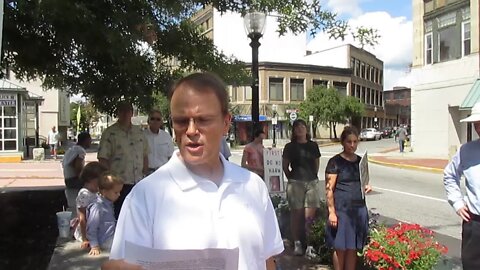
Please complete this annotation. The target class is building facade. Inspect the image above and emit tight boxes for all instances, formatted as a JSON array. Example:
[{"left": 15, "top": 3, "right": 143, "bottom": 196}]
[
  {"left": 411, "top": 0, "right": 479, "bottom": 157},
  {"left": 192, "top": 6, "right": 385, "bottom": 143},
  {"left": 384, "top": 87, "right": 411, "bottom": 127}
]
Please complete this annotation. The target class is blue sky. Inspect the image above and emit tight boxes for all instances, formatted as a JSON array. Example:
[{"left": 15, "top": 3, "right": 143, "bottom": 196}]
[{"left": 361, "top": 1, "right": 412, "bottom": 20}]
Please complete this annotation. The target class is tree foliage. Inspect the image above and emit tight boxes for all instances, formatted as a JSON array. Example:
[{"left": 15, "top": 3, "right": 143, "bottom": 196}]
[
  {"left": 70, "top": 101, "right": 101, "bottom": 132},
  {"left": 3, "top": 0, "right": 378, "bottom": 113},
  {"left": 299, "top": 86, "right": 364, "bottom": 139}
]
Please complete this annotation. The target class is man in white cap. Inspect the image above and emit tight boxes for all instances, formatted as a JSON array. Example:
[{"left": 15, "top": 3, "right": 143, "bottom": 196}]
[{"left": 444, "top": 101, "right": 480, "bottom": 270}]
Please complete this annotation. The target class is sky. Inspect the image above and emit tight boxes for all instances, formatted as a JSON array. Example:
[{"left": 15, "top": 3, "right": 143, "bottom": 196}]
[{"left": 314, "top": 0, "right": 413, "bottom": 89}]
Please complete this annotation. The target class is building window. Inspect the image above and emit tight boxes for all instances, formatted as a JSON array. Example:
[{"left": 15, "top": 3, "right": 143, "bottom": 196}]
[
  {"left": 462, "top": 21, "right": 471, "bottom": 56},
  {"left": 0, "top": 95, "right": 18, "bottom": 151},
  {"left": 351, "top": 57, "right": 355, "bottom": 70},
  {"left": 290, "top": 78, "right": 305, "bottom": 101},
  {"left": 438, "top": 26, "right": 457, "bottom": 62},
  {"left": 425, "top": 33, "right": 433, "bottom": 64},
  {"left": 366, "top": 89, "right": 371, "bottom": 105},
  {"left": 313, "top": 79, "right": 328, "bottom": 88},
  {"left": 245, "top": 86, "right": 252, "bottom": 101},
  {"left": 355, "top": 60, "right": 360, "bottom": 77},
  {"left": 231, "top": 86, "right": 238, "bottom": 102},
  {"left": 269, "top": 77, "right": 284, "bottom": 101},
  {"left": 360, "top": 63, "right": 365, "bottom": 79},
  {"left": 333, "top": 81, "right": 348, "bottom": 96},
  {"left": 361, "top": 87, "right": 366, "bottom": 103}
]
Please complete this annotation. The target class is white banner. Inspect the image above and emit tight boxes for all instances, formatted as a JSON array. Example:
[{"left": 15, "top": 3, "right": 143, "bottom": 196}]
[{"left": 263, "top": 148, "right": 285, "bottom": 193}]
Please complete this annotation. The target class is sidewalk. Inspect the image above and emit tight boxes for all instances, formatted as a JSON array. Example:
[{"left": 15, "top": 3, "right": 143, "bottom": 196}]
[{"left": 369, "top": 148, "right": 449, "bottom": 174}]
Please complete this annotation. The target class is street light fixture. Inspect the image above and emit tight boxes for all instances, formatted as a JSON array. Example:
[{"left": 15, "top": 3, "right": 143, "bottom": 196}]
[
  {"left": 374, "top": 106, "right": 378, "bottom": 128},
  {"left": 244, "top": 11, "right": 266, "bottom": 139}
]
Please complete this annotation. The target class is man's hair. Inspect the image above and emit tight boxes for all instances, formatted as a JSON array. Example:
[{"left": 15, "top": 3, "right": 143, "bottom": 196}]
[
  {"left": 79, "top": 162, "right": 108, "bottom": 185},
  {"left": 254, "top": 129, "right": 265, "bottom": 138},
  {"left": 168, "top": 72, "right": 229, "bottom": 116},
  {"left": 98, "top": 173, "right": 124, "bottom": 191},
  {"left": 117, "top": 101, "right": 133, "bottom": 113},
  {"left": 77, "top": 132, "right": 91, "bottom": 146},
  {"left": 148, "top": 109, "right": 162, "bottom": 118},
  {"left": 290, "top": 119, "right": 311, "bottom": 142}
]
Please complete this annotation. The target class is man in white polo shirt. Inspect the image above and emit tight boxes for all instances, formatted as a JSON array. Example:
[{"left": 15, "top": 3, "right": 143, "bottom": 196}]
[
  {"left": 103, "top": 73, "right": 284, "bottom": 270},
  {"left": 144, "top": 109, "right": 174, "bottom": 174}
]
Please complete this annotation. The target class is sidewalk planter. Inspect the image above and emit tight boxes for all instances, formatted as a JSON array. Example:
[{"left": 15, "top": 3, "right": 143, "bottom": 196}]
[{"left": 361, "top": 223, "right": 448, "bottom": 270}]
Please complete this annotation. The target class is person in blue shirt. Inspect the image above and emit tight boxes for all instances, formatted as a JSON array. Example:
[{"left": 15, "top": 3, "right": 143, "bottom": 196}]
[
  {"left": 444, "top": 101, "right": 480, "bottom": 270},
  {"left": 87, "top": 173, "right": 124, "bottom": 256}
]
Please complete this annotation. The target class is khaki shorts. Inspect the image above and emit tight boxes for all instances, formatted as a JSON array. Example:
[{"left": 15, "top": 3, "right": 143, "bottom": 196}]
[{"left": 287, "top": 179, "right": 322, "bottom": 209}]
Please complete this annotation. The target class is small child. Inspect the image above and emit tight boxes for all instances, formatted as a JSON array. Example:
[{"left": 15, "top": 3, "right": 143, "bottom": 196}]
[
  {"left": 87, "top": 173, "right": 124, "bottom": 256},
  {"left": 73, "top": 161, "right": 108, "bottom": 249}
]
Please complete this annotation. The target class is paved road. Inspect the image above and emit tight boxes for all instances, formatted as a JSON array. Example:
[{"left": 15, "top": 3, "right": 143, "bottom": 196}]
[{"left": 230, "top": 138, "right": 462, "bottom": 261}]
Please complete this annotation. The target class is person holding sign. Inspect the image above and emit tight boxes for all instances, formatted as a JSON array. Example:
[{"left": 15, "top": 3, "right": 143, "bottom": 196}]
[
  {"left": 241, "top": 129, "right": 265, "bottom": 179},
  {"left": 325, "top": 127, "right": 372, "bottom": 270},
  {"left": 282, "top": 119, "right": 321, "bottom": 256}
]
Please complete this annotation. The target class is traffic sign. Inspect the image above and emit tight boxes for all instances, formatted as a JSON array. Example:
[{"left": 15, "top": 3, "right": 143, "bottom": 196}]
[{"left": 289, "top": 112, "right": 298, "bottom": 121}]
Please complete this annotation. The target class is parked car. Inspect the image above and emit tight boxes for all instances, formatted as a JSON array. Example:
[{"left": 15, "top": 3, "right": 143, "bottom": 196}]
[
  {"left": 360, "top": 128, "right": 382, "bottom": 141},
  {"left": 380, "top": 127, "right": 394, "bottom": 138}
]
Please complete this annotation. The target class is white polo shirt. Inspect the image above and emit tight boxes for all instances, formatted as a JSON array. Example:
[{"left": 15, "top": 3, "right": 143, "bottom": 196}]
[
  {"left": 144, "top": 128, "right": 174, "bottom": 169},
  {"left": 110, "top": 152, "right": 284, "bottom": 269}
]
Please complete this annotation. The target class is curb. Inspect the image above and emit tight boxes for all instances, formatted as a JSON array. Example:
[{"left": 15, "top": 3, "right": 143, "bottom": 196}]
[
  {"left": 319, "top": 142, "right": 340, "bottom": 147},
  {"left": 368, "top": 157, "right": 444, "bottom": 174}
]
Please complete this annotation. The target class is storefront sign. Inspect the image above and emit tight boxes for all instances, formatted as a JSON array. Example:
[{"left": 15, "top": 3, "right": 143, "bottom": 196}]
[
  {"left": 0, "top": 94, "right": 16, "bottom": 106},
  {"left": 263, "top": 148, "right": 285, "bottom": 194}
]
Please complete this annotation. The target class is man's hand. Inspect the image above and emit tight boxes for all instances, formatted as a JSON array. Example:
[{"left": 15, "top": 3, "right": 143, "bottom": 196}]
[
  {"left": 80, "top": 240, "right": 90, "bottom": 249},
  {"left": 89, "top": 246, "right": 101, "bottom": 256},
  {"left": 365, "top": 185, "right": 373, "bottom": 194},
  {"left": 101, "top": 260, "right": 143, "bottom": 270},
  {"left": 457, "top": 206, "right": 471, "bottom": 222}
]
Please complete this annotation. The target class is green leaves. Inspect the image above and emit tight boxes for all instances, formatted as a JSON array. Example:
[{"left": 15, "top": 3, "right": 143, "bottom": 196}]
[
  {"left": 299, "top": 86, "right": 364, "bottom": 138},
  {"left": 3, "top": 0, "right": 378, "bottom": 113}
]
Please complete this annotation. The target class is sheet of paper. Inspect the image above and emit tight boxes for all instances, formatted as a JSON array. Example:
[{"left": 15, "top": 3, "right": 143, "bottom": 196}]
[
  {"left": 124, "top": 241, "right": 239, "bottom": 270},
  {"left": 359, "top": 151, "right": 370, "bottom": 199}
]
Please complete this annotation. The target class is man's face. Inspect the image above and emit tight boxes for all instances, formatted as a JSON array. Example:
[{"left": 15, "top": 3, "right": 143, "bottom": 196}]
[
  {"left": 117, "top": 108, "right": 133, "bottom": 123},
  {"left": 474, "top": 122, "right": 480, "bottom": 137},
  {"left": 52, "top": 126, "right": 56, "bottom": 132},
  {"left": 149, "top": 112, "right": 163, "bottom": 130},
  {"left": 170, "top": 84, "right": 230, "bottom": 167}
]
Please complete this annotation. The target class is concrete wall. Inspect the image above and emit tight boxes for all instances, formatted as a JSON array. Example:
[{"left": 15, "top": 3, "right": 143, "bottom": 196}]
[{"left": 411, "top": 54, "right": 479, "bottom": 156}]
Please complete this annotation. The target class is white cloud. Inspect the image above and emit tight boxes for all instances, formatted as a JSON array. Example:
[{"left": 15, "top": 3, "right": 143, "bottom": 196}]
[
  {"left": 307, "top": 11, "right": 413, "bottom": 90},
  {"left": 326, "top": 0, "right": 363, "bottom": 17}
]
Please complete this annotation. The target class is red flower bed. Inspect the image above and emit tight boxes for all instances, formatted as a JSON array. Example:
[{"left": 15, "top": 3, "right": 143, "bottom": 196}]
[{"left": 362, "top": 223, "right": 448, "bottom": 270}]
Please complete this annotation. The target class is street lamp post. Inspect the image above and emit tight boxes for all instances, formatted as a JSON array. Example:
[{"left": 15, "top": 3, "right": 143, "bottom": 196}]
[
  {"left": 272, "top": 104, "right": 277, "bottom": 148},
  {"left": 244, "top": 11, "right": 266, "bottom": 139},
  {"left": 374, "top": 106, "right": 378, "bottom": 128}
]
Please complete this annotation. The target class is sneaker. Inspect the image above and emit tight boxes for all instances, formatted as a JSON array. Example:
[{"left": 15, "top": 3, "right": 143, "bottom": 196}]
[
  {"left": 293, "top": 241, "right": 303, "bottom": 256},
  {"left": 305, "top": 245, "right": 317, "bottom": 259}
]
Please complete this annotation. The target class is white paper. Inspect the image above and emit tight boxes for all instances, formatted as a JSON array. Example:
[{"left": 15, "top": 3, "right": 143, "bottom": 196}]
[
  {"left": 124, "top": 241, "right": 239, "bottom": 270},
  {"left": 359, "top": 151, "right": 370, "bottom": 199},
  {"left": 263, "top": 148, "right": 285, "bottom": 194}
]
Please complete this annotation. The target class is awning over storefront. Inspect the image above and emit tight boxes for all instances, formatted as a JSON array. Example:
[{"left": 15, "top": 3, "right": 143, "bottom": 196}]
[
  {"left": 460, "top": 79, "right": 480, "bottom": 110},
  {"left": 233, "top": 115, "right": 268, "bottom": 122}
]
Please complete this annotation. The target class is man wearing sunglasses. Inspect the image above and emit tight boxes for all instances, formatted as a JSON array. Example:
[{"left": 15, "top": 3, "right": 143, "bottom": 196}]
[{"left": 144, "top": 110, "right": 174, "bottom": 175}]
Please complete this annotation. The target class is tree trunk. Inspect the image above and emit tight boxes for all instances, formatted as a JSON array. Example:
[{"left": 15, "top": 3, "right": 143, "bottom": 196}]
[
  {"left": 333, "top": 122, "right": 337, "bottom": 139},
  {"left": 329, "top": 122, "right": 333, "bottom": 139}
]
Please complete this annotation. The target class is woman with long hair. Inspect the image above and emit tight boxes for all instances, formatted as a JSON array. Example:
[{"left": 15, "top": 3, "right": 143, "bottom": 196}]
[
  {"left": 282, "top": 119, "right": 321, "bottom": 256},
  {"left": 325, "top": 127, "right": 372, "bottom": 270}
]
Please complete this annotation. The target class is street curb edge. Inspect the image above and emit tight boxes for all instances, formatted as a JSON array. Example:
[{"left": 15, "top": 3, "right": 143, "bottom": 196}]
[{"left": 368, "top": 157, "right": 444, "bottom": 174}]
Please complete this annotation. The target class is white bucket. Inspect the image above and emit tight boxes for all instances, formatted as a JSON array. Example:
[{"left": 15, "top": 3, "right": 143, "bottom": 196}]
[{"left": 56, "top": 211, "right": 72, "bottom": 238}]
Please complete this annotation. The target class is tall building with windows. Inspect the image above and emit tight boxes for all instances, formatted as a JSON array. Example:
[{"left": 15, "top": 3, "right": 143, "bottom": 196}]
[
  {"left": 411, "top": 0, "right": 479, "bottom": 156},
  {"left": 192, "top": 6, "right": 385, "bottom": 142}
]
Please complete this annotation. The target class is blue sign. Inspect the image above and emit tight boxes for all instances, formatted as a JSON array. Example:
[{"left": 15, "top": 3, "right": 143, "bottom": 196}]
[{"left": 233, "top": 115, "right": 268, "bottom": 122}]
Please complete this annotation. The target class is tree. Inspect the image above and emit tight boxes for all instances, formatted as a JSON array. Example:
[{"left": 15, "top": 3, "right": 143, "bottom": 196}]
[
  {"left": 70, "top": 101, "right": 101, "bottom": 132},
  {"left": 299, "top": 86, "right": 364, "bottom": 139},
  {"left": 3, "top": 0, "right": 378, "bottom": 113}
]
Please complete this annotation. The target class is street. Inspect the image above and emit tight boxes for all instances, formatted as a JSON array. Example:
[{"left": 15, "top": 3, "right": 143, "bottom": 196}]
[{"left": 229, "top": 138, "right": 462, "bottom": 260}]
